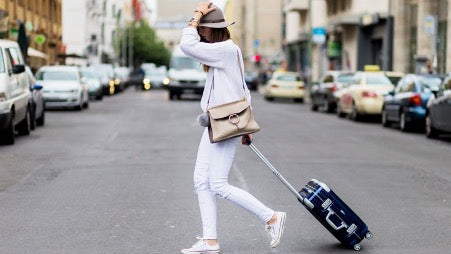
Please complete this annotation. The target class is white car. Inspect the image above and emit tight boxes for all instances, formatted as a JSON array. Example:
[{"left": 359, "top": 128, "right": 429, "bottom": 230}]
[
  {"left": 0, "top": 40, "right": 31, "bottom": 144},
  {"left": 35, "top": 66, "right": 89, "bottom": 110}
]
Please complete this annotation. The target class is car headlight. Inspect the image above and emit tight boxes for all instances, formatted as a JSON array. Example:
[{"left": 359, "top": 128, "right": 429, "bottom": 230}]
[
  {"left": 163, "top": 78, "right": 170, "bottom": 85},
  {"left": 143, "top": 78, "right": 150, "bottom": 85}
]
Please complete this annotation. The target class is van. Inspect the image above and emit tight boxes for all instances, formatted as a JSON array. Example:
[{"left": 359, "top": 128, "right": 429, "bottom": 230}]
[
  {"left": 0, "top": 40, "right": 31, "bottom": 145},
  {"left": 166, "top": 46, "right": 206, "bottom": 100}
]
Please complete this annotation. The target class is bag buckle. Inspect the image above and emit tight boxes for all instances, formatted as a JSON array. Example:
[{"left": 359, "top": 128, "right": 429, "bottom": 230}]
[{"left": 228, "top": 114, "right": 240, "bottom": 129}]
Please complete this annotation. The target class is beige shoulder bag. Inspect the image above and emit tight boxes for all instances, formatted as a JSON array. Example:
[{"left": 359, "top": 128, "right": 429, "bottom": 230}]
[{"left": 207, "top": 50, "right": 260, "bottom": 143}]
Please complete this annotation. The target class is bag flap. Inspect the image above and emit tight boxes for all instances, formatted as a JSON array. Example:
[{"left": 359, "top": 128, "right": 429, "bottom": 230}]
[{"left": 208, "top": 98, "right": 249, "bottom": 120}]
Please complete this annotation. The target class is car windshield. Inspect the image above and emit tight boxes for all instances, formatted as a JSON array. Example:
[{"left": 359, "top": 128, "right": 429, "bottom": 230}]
[
  {"left": 276, "top": 75, "right": 300, "bottom": 81},
  {"left": 420, "top": 77, "right": 442, "bottom": 91},
  {"left": 0, "top": 50, "right": 5, "bottom": 73},
  {"left": 337, "top": 74, "right": 354, "bottom": 83},
  {"left": 170, "top": 56, "right": 201, "bottom": 70},
  {"left": 81, "top": 71, "right": 97, "bottom": 79},
  {"left": 366, "top": 75, "right": 392, "bottom": 85},
  {"left": 36, "top": 71, "right": 78, "bottom": 81}
]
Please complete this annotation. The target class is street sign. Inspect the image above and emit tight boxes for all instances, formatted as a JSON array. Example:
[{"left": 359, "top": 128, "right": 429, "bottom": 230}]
[
  {"left": 253, "top": 39, "right": 260, "bottom": 48},
  {"left": 312, "top": 27, "right": 326, "bottom": 44},
  {"left": 424, "top": 15, "right": 436, "bottom": 35}
]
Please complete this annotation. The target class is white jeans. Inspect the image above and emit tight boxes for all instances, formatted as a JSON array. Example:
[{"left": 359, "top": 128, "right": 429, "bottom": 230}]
[{"left": 193, "top": 128, "right": 274, "bottom": 239}]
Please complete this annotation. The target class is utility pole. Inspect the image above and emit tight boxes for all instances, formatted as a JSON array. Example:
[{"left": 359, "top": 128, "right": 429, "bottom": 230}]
[{"left": 307, "top": 0, "right": 313, "bottom": 85}]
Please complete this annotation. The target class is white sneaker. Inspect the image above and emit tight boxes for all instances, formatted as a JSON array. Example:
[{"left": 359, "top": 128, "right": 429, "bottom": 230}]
[
  {"left": 265, "top": 211, "right": 286, "bottom": 248},
  {"left": 181, "top": 237, "right": 220, "bottom": 254}
]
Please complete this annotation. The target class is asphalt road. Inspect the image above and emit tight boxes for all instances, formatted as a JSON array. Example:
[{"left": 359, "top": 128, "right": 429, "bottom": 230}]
[{"left": 0, "top": 88, "right": 450, "bottom": 254}]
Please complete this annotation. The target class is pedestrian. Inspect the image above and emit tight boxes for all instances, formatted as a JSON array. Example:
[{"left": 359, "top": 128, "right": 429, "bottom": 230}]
[{"left": 179, "top": 2, "right": 286, "bottom": 253}]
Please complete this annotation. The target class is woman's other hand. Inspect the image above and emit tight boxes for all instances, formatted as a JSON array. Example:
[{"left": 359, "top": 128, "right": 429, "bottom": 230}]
[{"left": 241, "top": 134, "right": 253, "bottom": 145}]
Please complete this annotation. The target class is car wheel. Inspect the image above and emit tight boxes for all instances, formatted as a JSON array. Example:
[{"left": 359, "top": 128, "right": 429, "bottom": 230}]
[
  {"left": 425, "top": 114, "right": 439, "bottom": 138},
  {"left": 311, "top": 103, "right": 318, "bottom": 111},
  {"left": 293, "top": 98, "right": 304, "bottom": 103},
  {"left": 29, "top": 103, "right": 36, "bottom": 131},
  {"left": 350, "top": 102, "right": 360, "bottom": 121},
  {"left": 399, "top": 112, "right": 410, "bottom": 132},
  {"left": 17, "top": 107, "right": 31, "bottom": 135},
  {"left": 382, "top": 108, "right": 391, "bottom": 127},
  {"left": 0, "top": 111, "right": 15, "bottom": 145},
  {"left": 264, "top": 96, "right": 274, "bottom": 101},
  {"left": 36, "top": 107, "right": 45, "bottom": 126}
]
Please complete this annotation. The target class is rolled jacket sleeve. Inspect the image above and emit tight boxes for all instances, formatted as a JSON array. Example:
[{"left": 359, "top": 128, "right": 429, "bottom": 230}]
[{"left": 180, "top": 27, "right": 225, "bottom": 69}]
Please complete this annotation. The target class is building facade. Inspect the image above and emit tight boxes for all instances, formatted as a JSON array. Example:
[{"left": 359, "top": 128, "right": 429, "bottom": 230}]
[
  {"left": 0, "top": 0, "right": 62, "bottom": 71},
  {"left": 283, "top": 0, "right": 451, "bottom": 82},
  {"left": 391, "top": 0, "right": 450, "bottom": 75}
]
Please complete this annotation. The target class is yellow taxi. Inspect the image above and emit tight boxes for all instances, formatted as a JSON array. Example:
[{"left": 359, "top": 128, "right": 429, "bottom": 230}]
[
  {"left": 336, "top": 71, "right": 394, "bottom": 120},
  {"left": 264, "top": 71, "right": 305, "bottom": 102}
]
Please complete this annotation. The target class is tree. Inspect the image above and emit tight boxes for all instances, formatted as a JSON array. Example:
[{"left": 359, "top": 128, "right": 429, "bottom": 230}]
[{"left": 118, "top": 21, "right": 171, "bottom": 68}]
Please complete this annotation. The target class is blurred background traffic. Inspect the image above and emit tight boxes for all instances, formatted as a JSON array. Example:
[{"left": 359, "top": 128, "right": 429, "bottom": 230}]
[{"left": 0, "top": 0, "right": 450, "bottom": 146}]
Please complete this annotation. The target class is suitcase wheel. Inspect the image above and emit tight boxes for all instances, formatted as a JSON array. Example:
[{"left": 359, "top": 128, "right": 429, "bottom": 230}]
[
  {"left": 353, "top": 244, "right": 361, "bottom": 251},
  {"left": 365, "top": 231, "right": 373, "bottom": 240}
]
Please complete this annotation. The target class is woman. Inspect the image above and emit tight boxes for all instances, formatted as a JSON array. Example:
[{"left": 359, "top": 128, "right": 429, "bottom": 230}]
[{"left": 179, "top": 2, "right": 286, "bottom": 253}]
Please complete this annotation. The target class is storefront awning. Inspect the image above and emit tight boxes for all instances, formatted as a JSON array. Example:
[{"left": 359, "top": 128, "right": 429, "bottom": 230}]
[{"left": 28, "top": 47, "right": 48, "bottom": 59}]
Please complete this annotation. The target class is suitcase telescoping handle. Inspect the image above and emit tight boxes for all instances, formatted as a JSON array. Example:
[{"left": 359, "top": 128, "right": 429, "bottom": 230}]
[{"left": 244, "top": 137, "right": 307, "bottom": 204}]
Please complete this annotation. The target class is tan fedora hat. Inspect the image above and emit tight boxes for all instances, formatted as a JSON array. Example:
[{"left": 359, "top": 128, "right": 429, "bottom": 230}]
[{"left": 199, "top": 4, "right": 235, "bottom": 28}]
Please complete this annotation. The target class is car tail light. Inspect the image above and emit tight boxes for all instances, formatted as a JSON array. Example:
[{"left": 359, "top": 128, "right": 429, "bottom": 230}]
[
  {"left": 362, "top": 90, "right": 378, "bottom": 98},
  {"left": 298, "top": 85, "right": 305, "bottom": 90},
  {"left": 409, "top": 93, "right": 422, "bottom": 106},
  {"left": 329, "top": 83, "right": 337, "bottom": 93},
  {"left": 271, "top": 84, "right": 279, "bottom": 88}
]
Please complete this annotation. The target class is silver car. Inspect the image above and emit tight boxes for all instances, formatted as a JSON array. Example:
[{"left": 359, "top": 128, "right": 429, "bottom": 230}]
[{"left": 35, "top": 66, "right": 89, "bottom": 110}]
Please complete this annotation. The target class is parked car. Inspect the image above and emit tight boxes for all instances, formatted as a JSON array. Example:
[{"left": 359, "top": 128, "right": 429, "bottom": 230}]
[
  {"left": 80, "top": 68, "right": 103, "bottom": 100},
  {"left": 264, "top": 71, "right": 305, "bottom": 102},
  {"left": 25, "top": 66, "right": 45, "bottom": 129},
  {"left": 382, "top": 74, "right": 440, "bottom": 131},
  {"left": 35, "top": 66, "right": 89, "bottom": 110},
  {"left": 141, "top": 66, "right": 169, "bottom": 90},
  {"left": 336, "top": 71, "right": 394, "bottom": 120},
  {"left": 244, "top": 71, "right": 259, "bottom": 90},
  {"left": 90, "top": 64, "right": 115, "bottom": 95},
  {"left": 114, "top": 66, "right": 131, "bottom": 88},
  {"left": 426, "top": 76, "right": 451, "bottom": 138},
  {"left": 0, "top": 40, "right": 31, "bottom": 144},
  {"left": 310, "top": 71, "right": 354, "bottom": 112},
  {"left": 167, "top": 46, "right": 206, "bottom": 100}
]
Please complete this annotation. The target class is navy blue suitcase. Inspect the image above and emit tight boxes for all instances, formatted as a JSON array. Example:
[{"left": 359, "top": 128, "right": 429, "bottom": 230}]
[
  {"left": 245, "top": 139, "right": 372, "bottom": 251},
  {"left": 298, "top": 179, "right": 373, "bottom": 251}
]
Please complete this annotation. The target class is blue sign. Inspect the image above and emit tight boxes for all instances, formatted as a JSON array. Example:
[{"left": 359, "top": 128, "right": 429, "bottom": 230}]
[
  {"left": 312, "top": 27, "right": 326, "bottom": 44},
  {"left": 253, "top": 39, "right": 260, "bottom": 48}
]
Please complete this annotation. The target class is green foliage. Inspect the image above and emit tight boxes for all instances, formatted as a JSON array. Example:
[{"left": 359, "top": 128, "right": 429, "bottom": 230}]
[{"left": 118, "top": 21, "right": 171, "bottom": 68}]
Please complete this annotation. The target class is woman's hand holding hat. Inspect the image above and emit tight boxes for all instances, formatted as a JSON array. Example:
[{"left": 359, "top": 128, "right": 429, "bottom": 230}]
[{"left": 195, "top": 1, "right": 217, "bottom": 16}]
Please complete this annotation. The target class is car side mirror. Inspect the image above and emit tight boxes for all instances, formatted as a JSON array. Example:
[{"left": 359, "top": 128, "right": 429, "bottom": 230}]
[
  {"left": 12, "top": 64, "right": 25, "bottom": 74},
  {"left": 33, "top": 84, "right": 43, "bottom": 90}
]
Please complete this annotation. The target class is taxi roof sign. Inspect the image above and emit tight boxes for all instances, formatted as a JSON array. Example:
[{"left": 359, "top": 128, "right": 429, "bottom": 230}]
[{"left": 364, "top": 65, "right": 380, "bottom": 71}]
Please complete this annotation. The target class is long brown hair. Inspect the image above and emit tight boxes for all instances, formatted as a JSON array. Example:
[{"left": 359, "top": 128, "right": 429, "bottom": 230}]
[{"left": 200, "top": 27, "right": 231, "bottom": 72}]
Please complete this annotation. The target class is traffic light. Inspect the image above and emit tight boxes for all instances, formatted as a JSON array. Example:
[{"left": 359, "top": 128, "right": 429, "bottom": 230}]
[{"left": 254, "top": 54, "right": 261, "bottom": 63}]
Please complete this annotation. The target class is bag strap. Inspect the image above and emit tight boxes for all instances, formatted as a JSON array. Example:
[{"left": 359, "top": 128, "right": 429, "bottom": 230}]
[{"left": 207, "top": 49, "right": 247, "bottom": 109}]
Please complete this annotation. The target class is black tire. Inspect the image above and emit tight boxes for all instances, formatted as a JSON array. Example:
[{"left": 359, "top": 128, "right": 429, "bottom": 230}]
[
  {"left": 0, "top": 111, "right": 15, "bottom": 145},
  {"left": 17, "top": 108, "right": 31, "bottom": 135},
  {"left": 311, "top": 104, "right": 318, "bottom": 111},
  {"left": 265, "top": 96, "right": 274, "bottom": 101},
  {"left": 381, "top": 108, "right": 391, "bottom": 127},
  {"left": 29, "top": 103, "right": 36, "bottom": 131},
  {"left": 322, "top": 99, "right": 330, "bottom": 112},
  {"left": 293, "top": 98, "right": 304, "bottom": 103},
  {"left": 96, "top": 93, "right": 103, "bottom": 100},
  {"left": 350, "top": 102, "right": 360, "bottom": 121},
  {"left": 425, "top": 114, "right": 439, "bottom": 138},
  {"left": 399, "top": 111, "right": 410, "bottom": 132},
  {"left": 36, "top": 108, "right": 45, "bottom": 126}
]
